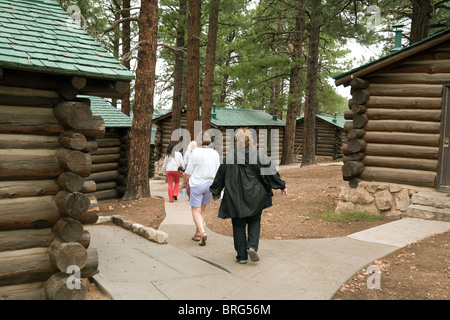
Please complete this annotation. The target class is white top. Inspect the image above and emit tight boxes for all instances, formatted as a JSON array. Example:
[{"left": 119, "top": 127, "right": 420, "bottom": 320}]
[
  {"left": 183, "top": 149, "right": 193, "bottom": 170},
  {"left": 162, "top": 151, "right": 184, "bottom": 172},
  {"left": 185, "top": 147, "right": 220, "bottom": 188}
]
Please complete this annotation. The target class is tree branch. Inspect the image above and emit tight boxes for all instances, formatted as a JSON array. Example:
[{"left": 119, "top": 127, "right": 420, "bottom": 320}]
[{"left": 100, "top": 16, "right": 139, "bottom": 37}]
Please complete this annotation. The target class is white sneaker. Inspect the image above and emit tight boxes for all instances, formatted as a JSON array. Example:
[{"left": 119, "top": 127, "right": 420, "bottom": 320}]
[{"left": 247, "top": 248, "right": 259, "bottom": 262}]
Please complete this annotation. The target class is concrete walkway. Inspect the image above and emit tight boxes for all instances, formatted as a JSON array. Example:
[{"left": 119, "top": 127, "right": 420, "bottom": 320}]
[{"left": 86, "top": 167, "right": 450, "bottom": 300}]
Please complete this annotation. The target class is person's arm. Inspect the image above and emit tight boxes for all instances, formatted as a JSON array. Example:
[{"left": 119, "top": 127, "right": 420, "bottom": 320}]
[{"left": 210, "top": 163, "right": 226, "bottom": 200}]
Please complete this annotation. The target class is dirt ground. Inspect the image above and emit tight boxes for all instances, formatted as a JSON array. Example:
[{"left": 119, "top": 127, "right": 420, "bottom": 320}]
[{"left": 88, "top": 160, "right": 449, "bottom": 300}]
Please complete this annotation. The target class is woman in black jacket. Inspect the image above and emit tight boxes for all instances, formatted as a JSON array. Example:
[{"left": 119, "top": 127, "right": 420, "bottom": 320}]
[{"left": 210, "top": 128, "right": 287, "bottom": 264}]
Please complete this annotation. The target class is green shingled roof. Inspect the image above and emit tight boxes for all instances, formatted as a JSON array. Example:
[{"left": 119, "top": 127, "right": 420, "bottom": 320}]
[
  {"left": 211, "top": 108, "right": 285, "bottom": 127},
  {"left": 296, "top": 114, "right": 345, "bottom": 129},
  {"left": 79, "top": 95, "right": 132, "bottom": 128},
  {"left": 0, "top": 0, "right": 134, "bottom": 81}
]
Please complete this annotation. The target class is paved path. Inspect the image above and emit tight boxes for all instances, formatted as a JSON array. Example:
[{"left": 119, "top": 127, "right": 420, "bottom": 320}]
[{"left": 86, "top": 165, "right": 450, "bottom": 300}]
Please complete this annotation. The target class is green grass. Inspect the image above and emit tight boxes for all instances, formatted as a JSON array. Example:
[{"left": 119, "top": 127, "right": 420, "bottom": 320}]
[{"left": 321, "top": 210, "right": 383, "bottom": 223}]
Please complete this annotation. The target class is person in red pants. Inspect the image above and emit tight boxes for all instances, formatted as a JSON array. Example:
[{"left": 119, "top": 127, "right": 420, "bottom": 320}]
[{"left": 162, "top": 143, "right": 184, "bottom": 202}]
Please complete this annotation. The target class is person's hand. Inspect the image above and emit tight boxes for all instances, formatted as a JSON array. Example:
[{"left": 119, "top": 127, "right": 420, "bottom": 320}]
[
  {"left": 281, "top": 188, "right": 288, "bottom": 196},
  {"left": 212, "top": 195, "right": 219, "bottom": 201}
]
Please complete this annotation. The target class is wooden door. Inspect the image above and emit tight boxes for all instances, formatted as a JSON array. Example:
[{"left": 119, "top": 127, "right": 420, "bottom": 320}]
[{"left": 437, "top": 84, "right": 450, "bottom": 192}]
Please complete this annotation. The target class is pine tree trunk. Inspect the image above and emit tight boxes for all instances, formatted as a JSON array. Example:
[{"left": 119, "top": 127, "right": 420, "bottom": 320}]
[
  {"left": 201, "top": 0, "right": 219, "bottom": 133},
  {"left": 186, "top": 0, "right": 202, "bottom": 140},
  {"left": 124, "top": 0, "right": 158, "bottom": 200},
  {"left": 410, "top": 0, "right": 432, "bottom": 44},
  {"left": 121, "top": 0, "right": 131, "bottom": 116},
  {"left": 302, "top": 0, "right": 321, "bottom": 166},
  {"left": 171, "top": 0, "right": 187, "bottom": 132},
  {"left": 281, "top": 0, "right": 305, "bottom": 165}
]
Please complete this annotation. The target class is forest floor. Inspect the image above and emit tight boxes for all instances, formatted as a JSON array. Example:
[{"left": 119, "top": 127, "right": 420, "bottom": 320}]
[{"left": 87, "top": 158, "right": 449, "bottom": 300}]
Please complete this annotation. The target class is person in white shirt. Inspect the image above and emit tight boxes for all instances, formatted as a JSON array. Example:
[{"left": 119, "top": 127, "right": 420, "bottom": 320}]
[
  {"left": 182, "top": 140, "right": 220, "bottom": 246},
  {"left": 162, "top": 143, "right": 184, "bottom": 202}
]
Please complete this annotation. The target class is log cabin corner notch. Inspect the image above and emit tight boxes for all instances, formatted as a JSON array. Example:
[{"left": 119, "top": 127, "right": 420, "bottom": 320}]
[{"left": 0, "top": 0, "right": 134, "bottom": 300}]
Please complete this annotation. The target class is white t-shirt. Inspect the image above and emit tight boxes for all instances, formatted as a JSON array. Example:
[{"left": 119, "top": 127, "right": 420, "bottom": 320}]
[
  {"left": 185, "top": 147, "right": 220, "bottom": 188},
  {"left": 162, "top": 151, "right": 183, "bottom": 172}
]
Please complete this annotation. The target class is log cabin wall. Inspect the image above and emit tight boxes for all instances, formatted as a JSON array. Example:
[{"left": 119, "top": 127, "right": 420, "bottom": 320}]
[
  {"left": 342, "top": 40, "right": 450, "bottom": 189},
  {"left": 294, "top": 116, "right": 345, "bottom": 162},
  {"left": 86, "top": 128, "right": 130, "bottom": 200},
  {"left": 0, "top": 79, "right": 102, "bottom": 299}
]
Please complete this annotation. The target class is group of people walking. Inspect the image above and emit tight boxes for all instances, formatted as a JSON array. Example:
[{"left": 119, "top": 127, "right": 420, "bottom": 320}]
[{"left": 161, "top": 128, "right": 287, "bottom": 264}]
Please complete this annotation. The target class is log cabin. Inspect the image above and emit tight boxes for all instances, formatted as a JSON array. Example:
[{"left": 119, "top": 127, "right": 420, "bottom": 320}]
[
  {"left": 333, "top": 26, "right": 450, "bottom": 219},
  {"left": 294, "top": 113, "right": 346, "bottom": 161},
  {"left": 152, "top": 106, "right": 285, "bottom": 167},
  {"left": 0, "top": 0, "right": 134, "bottom": 299},
  {"left": 81, "top": 95, "right": 132, "bottom": 201}
]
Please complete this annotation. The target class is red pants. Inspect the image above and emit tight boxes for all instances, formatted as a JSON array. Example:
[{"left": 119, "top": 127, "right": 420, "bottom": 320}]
[{"left": 166, "top": 171, "right": 180, "bottom": 202}]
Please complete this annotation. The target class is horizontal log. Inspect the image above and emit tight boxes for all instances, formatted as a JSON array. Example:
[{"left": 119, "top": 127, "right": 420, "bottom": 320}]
[
  {"left": 0, "top": 248, "right": 55, "bottom": 286},
  {"left": 353, "top": 114, "right": 369, "bottom": 129},
  {"left": 53, "top": 217, "right": 84, "bottom": 242},
  {"left": 365, "top": 96, "right": 442, "bottom": 109},
  {"left": 380, "top": 60, "right": 450, "bottom": 74},
  {"left": 57, "top": 172, "right": 85, "bottom": 193},
  {"left": 91, "top": 162, "right": 119, "bottom": 173},
  {"left": 363, "top": 131, "right": 440, "bottom": 147},
  {"left": 56, "top": 148, "right": 92, "bottom": 177},
  {"left": 0, "top": 149, "right": 63, "bottom": 180},
  {"left": 363, "top": 155, "right": 438, "bottom": 172},
  {"left": 348, "top": 129, "right": 366, "bottom": 141},
  {"left": 0, "top": 228, "right": 54, "bottom": 252},
  {"left": 0, "top": 179, "right": 60, "bottom": 199},
  {"left": 350, "top": 89, "right": 370, "bottom": 105},
  {"left": 91, "top": 147, "right": 121, "bottom": 155},
  {"left": 96, "top": 181, "right": 118, "bottom": 191},
  {"left": 81, "top": 248, "right": 99, "bottom": 278},
  {"left": 94, "top": 188, "right": 119, "bottom": 200},
  {"left": 360, "top": 166, "right": 436, "bottom": 188},
  {"left": 363, "top": 120, "right": 441, "bottom": 134},
  {"left": 48, "top": 239, "right": 87, "bottom": 272},
  {"left": 0, "top": 134, "right": 58, "bottom": 149},
  {"left": 367, "top": 73, "right": 450, "bottom": 84},
  {"left": 0, "top": 281, "right": 46, "bottom": 300},
  {"left": 91, "top": 154, "right": 120, "bottom": 164},
  {"left": 0, "top": 105, "right": 62, "bottom": 135},
  {"left": 82, "top": 140, "right": 98, "bottom": 153},
  {"left": 351, "top": 105, "right": 367, "bottom": 114},
  {"left": 342, "top": 161, "right": 365, "bottom": 180},
  {"left": 343, "top": 152, "right": 365, "bottom": 163},
  {"left": 85, "top": 170, "right": 119, "bottom": 183},
  {"left": 347, "top": 139, "right": 367, "bottom": 153},
  {"left": 53, "top": 102, "right": 105, "bottom": 138},
  {"left": 58, "top": 132, "right": 87, "bottom": 151},
  {"left": 81, "top": 180, "right": 96, "bottom": 193},
  {"left": 0, "top": 196, "right": 61, "bottom": 230},
  {"left": 366, "top": 108, "right": 441, "bottom": 122},
  {"left": 54, "top": 190, "right": 90, "bottom": 218},
  {"left": 79, "top": 80, "right": 130, "bottom": 99},
  {"left": 365, "top": 143, "right": 439, "bottom": 159},
  {"left": 97, "top": 138, "right": 121, "bottom": 148},
  {"left": 367, "top": 83, "right": 443, "bottom": 97},
  {"left": 349, "top": 78, "right": 369, "bottom": 90},
  {"left": 73, "top": 196, "right": 99, "bottom": 225},
  {"left": 45, "top": 272, "right": 86, "bottom": 300}
]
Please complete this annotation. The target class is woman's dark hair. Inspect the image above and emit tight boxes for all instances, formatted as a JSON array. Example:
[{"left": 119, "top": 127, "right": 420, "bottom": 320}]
[{"left": 166, "top": 143, "right": 176, "bottom": 156}]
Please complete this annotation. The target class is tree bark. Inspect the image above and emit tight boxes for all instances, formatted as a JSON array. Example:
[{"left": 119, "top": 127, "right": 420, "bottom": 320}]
[
  {"left": 201, "top": 0, "right": 220, "bottom": 133},
  {"left": 281, "top": 0, "right": 305, "bottom": 165},
  {"left": 171, "top": 0, "right": 187, "bottom": 133},
  {"left": 410, "top": 0, "right": 432, "bottom": 44},
  {"left": 186, "top": 0, "right": 201, "bottom": 139},
  {"left": 121, "top": 0, "right": 131, "bottom": 116},
  {"left": 124, "top": 0, "right": 158, "bottom": 200},
  {"left": 302, "top": 0, "right": 321, "bottom": 166}
]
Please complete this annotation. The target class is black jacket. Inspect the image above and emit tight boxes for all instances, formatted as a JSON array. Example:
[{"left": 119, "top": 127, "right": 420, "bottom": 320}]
[{"left": 209, "top": 148, "right": 286, "bottom": 219}]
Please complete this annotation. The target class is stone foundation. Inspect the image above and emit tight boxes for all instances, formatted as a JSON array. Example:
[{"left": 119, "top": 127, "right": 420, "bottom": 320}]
[{"left": 335, "top": 181, "right": 432, "bottom": 216}]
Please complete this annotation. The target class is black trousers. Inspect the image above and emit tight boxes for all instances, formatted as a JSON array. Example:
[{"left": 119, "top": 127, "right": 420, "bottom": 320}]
[{"left": 231, "top": 212, "right": 262, "bottom": 261}]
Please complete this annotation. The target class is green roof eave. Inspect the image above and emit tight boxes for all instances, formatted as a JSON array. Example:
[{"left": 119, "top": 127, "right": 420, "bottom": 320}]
[{"left": 333, "top": 27, "right": 450, "bottom": 87}]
